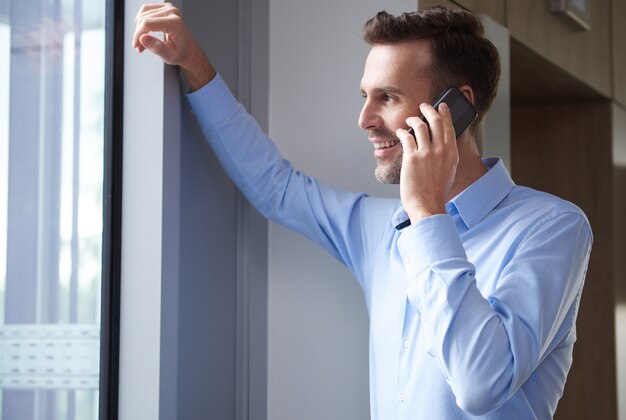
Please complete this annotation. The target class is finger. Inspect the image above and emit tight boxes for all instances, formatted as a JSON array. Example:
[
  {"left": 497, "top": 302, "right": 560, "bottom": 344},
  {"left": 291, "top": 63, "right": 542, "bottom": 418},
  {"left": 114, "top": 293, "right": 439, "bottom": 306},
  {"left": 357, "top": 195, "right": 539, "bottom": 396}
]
[
  {"left": 136, "top": 3, "right": 166, "bottom": 17},
  {"left": 396, "top": 128, "right": 417, "bottom": 155},
  {"left": 133, "top": 10, "right": 159, "bottom": 49},
  {"left": 139, "top": 15, "right": 180, "bottom": 34},
  {"left": 134, "top": 3, "right": 173, "bottom": 47},
  {"left": 406, "top": 115, "right": 430, "bottom": 151},
  {"left": 135, "top": 3, "right": 180, "bottom": 22},
  {"left": 139, "top": 33, "right": 175, "bottom": 62},
  {"left": 133, "top": 15, "right": 177, "bottom": 50},
  {"left": 133, "top": 3, "right": 181, "bottom": 48},
  {"left": 437, "top": 103, "right": 456, "bottom": 144},
  {"left": 133, "top": 29, "right": 147, "bottom": 51},
  {"left": 419, "top": 103, "right": 446, "bottom": 145}
]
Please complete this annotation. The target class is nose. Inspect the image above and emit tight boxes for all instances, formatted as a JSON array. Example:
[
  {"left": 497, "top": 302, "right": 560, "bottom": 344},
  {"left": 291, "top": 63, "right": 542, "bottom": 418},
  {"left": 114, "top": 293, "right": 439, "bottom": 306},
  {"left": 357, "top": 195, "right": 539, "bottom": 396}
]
[{"left": 358, "top": 99, "right": 382, "bottom": 131}]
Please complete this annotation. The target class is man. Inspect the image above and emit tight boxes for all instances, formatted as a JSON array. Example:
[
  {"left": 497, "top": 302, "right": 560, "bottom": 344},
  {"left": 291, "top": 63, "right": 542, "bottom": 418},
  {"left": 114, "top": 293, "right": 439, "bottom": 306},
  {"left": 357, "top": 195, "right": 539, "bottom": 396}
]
[{"left": 134, "top": 4, "right": 592, "bottom": 419}]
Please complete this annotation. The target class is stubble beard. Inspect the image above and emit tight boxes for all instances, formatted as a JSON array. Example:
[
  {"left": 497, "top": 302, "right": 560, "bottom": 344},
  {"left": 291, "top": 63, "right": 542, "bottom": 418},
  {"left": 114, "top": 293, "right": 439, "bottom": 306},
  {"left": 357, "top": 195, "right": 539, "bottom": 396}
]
[
  {"left": 375, "top": 152, "right": 403, "bottom": 184},
  {"left": 371, "top": 127, "right": 403, "bottom": 184}
]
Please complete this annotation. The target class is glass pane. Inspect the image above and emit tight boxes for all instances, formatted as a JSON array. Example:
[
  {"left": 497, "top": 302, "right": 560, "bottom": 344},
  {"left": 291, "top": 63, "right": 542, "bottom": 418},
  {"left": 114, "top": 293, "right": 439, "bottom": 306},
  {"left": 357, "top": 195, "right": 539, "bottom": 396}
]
[{"left": 0, "top": 0, "right": 106, "bottom": 418}]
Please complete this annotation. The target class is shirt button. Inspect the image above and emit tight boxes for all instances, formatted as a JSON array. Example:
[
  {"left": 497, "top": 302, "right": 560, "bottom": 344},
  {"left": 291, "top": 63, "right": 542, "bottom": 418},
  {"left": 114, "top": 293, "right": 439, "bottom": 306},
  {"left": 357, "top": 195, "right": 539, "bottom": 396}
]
[
  {"left": 398, "top": 393, "right": 405, "bottom": 403},
  {"left": 403, "top": 340, "right": 410, "bottom": 349}
]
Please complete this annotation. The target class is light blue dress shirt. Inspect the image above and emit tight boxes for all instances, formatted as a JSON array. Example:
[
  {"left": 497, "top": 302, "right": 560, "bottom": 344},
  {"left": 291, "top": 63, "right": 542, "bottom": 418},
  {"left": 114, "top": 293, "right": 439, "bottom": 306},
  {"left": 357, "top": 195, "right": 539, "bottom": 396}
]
[{"left": 187, "top": 74, "right": 592, "bottom": 419}]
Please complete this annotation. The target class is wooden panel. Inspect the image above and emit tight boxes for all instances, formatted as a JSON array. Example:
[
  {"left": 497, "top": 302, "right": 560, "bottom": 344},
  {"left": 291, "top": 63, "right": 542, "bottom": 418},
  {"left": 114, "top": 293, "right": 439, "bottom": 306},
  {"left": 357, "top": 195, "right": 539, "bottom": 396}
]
[
  {"left": 614, "top": 0, "right": 626, "bottom": 106},
  {"left": 511, "top": 103, "right": 616, "bottom": 419},
  {"left": 452, "top": 0, "right": 506, "bottom": 25},
  {"left": 510, "top": 38, "right": 605, "bottom": 107},
  {"left": 614, "top": 103, "right": 626, "bottom": 302},
  {"left": 419, "top": 0, "right": 459, "bottom": 11},
  {"left": 507, "top": 0, "right": 612, "bottom": 98},
  {"left": 616, "top": 166, "right": 626, "bottom": 301},
  {"left": 418, "top": 0, "right": 506, "bottom": 26}
]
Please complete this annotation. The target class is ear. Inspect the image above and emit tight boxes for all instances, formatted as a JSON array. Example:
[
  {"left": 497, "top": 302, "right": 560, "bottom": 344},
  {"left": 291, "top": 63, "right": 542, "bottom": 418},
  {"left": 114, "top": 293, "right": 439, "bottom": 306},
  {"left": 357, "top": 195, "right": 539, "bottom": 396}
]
[{"left": 458, "top": 85, "right": 476, "bottom": 106}]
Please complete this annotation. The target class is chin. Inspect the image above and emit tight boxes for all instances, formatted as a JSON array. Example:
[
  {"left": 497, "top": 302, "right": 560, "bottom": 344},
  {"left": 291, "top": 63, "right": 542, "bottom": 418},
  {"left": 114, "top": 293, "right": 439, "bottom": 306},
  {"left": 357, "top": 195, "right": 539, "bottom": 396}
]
[
  {"left": 374, "top": 152, "right": 402, "bottom": 184},
  {"left": 375, "top": 168, "right": 400, "bottom": 184}
]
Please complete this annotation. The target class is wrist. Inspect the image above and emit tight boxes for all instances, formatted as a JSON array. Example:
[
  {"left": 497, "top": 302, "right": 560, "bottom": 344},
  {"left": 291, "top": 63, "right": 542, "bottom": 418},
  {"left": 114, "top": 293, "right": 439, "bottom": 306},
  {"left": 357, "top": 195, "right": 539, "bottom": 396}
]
[
  {"left": 406, "top": 205, "right": 446, "bottom": 223},
  {"left": 181, "top": 51, "right": 216, "bottom": 92}
]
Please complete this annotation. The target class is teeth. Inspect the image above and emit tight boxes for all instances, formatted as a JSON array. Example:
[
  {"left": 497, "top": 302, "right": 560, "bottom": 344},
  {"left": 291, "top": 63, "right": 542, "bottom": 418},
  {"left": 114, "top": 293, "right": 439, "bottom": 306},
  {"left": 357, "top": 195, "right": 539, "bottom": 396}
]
[{"left": 374, "top": 141, "right": 399, "bottom": 149}]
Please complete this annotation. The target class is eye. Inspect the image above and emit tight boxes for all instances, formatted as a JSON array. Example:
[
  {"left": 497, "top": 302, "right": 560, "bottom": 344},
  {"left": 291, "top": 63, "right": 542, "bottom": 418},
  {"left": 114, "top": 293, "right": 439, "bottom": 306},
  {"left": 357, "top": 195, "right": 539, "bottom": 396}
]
[{"left": 382, "top": 94, "right": 398, "bottom": 104}]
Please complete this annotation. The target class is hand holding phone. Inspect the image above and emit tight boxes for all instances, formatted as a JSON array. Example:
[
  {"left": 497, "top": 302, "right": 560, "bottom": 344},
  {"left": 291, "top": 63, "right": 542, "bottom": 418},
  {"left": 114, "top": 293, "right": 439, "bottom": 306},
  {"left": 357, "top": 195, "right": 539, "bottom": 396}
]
[
  {"left": 408, "top": 87, "right": 478, "bottom": 139},
  {"left": 397, "top": 88, "right": 473, "bottom": 224}
]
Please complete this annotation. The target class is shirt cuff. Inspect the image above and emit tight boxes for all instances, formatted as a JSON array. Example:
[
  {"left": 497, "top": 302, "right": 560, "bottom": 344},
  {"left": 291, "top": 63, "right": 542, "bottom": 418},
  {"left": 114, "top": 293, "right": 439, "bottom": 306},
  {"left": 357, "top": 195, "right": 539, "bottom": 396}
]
[
  {"left": 186, "top": 73, "right": 239, "bottom": 125},
  {"left": 397, "top": 214, "right": 467, "bottom": 280}
]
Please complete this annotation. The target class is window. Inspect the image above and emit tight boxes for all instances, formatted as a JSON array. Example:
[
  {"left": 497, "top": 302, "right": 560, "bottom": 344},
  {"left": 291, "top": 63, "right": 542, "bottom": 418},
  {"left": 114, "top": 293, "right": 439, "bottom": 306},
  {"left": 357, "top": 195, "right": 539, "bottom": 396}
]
[{"left": 0, "top": 0, "right": 118, "bottom": 418}]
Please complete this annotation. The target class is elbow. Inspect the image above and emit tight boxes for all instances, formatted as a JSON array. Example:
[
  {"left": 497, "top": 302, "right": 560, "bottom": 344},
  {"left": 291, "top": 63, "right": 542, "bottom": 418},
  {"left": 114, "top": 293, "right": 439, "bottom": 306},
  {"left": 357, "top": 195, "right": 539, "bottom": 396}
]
[
  {"left": 448, "top": 350, "right": 515, "bottom": 415},
  {"left": 453, "top": 381, "right": 507, "bottom": 416},
  {"left": 456, "top": 398, "right": 499, "bottom": 417}
]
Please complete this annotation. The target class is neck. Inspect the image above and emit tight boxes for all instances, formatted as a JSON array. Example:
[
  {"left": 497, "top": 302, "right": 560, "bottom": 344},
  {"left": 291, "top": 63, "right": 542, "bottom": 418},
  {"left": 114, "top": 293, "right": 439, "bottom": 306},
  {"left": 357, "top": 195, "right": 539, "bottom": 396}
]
[{"left": 446, "top": 134, "right": 487, "bottom": 202}]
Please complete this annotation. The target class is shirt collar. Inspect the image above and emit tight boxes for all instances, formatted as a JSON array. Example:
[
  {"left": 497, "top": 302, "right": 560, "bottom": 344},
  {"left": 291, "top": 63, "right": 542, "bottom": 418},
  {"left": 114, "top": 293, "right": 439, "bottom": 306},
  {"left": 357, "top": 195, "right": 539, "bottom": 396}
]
[
  {"left": 392, "top": 158, "right": 515, "bottom": 230},
  {"left": 450, "top": 158, "right": 515, "bottom": 229}
]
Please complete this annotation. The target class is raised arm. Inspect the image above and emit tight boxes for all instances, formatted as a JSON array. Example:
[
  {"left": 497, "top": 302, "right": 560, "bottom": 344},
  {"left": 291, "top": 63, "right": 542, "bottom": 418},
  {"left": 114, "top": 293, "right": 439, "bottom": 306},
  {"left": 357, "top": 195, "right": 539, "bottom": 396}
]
[{"left": 131, "top": 3, "right": 390, "bottom": 284}]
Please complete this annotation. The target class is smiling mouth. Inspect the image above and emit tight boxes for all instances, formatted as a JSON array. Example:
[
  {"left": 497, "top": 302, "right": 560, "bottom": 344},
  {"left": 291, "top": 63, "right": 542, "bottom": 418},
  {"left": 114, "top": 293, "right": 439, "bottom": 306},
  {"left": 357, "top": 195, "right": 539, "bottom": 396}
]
[{"left": 373, "top": 140, "right": 400, "bottom": 150}]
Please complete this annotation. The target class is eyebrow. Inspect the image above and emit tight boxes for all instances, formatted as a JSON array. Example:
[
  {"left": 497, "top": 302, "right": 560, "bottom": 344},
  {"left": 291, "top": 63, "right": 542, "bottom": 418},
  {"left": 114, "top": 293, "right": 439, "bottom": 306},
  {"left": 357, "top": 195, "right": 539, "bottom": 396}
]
[{"left": 360, "top": 86, "right": 405, "bottom": 96}]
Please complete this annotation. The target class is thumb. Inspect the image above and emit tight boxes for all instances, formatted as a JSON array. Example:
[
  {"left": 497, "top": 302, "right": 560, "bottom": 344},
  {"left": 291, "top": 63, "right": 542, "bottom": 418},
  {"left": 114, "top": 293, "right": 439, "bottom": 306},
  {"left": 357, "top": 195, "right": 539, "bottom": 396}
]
[{"left": 139, "top": 34, "right": 173, "bottom": 62}]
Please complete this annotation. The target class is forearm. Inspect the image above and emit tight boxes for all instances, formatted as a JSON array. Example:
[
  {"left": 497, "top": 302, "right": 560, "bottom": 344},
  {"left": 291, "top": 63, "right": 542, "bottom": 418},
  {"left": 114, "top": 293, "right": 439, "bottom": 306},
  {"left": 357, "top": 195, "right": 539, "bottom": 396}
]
[
  {"left": 187, "top": 74, "right": 292, "bottom": 216},
  {"left": 399, "top": 212, "right": 591, "bottom": 415},
  {"left": 186, "top": 75, "right": 370, "bottom": 274}
]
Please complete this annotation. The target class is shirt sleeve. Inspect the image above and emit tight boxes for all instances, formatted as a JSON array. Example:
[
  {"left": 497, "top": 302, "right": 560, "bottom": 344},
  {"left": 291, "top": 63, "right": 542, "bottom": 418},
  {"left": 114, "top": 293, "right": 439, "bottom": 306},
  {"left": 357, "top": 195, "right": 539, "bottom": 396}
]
[
  {"left": 397, "top": 211, "right": 592, "bottom": 415},
  {"left": 186, "top": 74, "right": 377, "bottom": 281}
]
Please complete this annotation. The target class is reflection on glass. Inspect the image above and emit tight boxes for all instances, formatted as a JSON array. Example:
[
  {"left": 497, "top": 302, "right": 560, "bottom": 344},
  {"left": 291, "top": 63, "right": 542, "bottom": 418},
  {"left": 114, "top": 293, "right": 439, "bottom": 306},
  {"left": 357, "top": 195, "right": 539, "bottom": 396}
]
[{"left": 0, "top": 0, "right": 106, "bottom": 418}]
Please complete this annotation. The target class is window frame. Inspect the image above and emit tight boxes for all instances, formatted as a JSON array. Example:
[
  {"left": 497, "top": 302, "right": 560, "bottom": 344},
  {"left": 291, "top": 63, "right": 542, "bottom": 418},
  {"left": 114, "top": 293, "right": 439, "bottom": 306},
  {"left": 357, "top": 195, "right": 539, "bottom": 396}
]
[{"left": 99, "top": 0, "right": 124, "bottom": 418}]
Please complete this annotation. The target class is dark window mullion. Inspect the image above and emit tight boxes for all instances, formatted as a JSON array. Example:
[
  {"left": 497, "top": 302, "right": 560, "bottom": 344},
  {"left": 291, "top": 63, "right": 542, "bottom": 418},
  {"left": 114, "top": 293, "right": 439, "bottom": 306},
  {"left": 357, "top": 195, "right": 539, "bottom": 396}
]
[{"left": 98, "top": 0, "right": 123, "bottom": 418}]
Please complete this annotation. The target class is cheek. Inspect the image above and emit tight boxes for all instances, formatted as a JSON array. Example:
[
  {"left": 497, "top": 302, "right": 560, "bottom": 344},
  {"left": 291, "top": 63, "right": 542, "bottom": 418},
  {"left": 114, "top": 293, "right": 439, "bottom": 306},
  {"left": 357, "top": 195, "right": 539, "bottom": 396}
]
[
  {"left": 387, "top": 110, "right": 412, "bottom": 131},
  {"left": 378, "top": 102, "right": 422, "bottom": 131}
]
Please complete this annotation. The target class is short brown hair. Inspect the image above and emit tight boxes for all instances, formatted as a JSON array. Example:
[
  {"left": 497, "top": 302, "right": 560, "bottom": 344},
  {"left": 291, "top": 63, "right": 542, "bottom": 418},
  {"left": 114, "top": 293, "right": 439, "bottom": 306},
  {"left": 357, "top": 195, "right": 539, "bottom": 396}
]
[{"left": 363, "top": 7, "right": 500, "bottom": 124}]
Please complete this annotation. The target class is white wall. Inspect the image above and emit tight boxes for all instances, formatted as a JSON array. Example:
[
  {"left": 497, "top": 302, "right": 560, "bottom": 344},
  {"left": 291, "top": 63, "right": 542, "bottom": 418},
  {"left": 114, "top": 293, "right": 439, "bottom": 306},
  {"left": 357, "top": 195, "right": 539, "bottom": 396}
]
[
  {"left": 479, "top": 14, "right": 510, "bottom": 171},
  {"left": 268, "top": 1, "right": 413, "bottom": 419}
]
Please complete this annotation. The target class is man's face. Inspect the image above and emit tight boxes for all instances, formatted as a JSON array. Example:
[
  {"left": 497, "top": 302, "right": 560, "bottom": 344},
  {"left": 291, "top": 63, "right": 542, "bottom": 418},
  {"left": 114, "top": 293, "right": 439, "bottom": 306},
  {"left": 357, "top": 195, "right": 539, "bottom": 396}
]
[{"left": 359, "top": 40, "right": 434, "bottom": 184}]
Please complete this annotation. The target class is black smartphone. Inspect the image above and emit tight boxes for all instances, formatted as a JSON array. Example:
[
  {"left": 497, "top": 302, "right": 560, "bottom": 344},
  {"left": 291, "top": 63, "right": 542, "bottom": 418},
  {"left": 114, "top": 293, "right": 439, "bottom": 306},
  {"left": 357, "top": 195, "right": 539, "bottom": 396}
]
[{"left": 408, "top": 86, "right": 478, "bottom": 139}]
